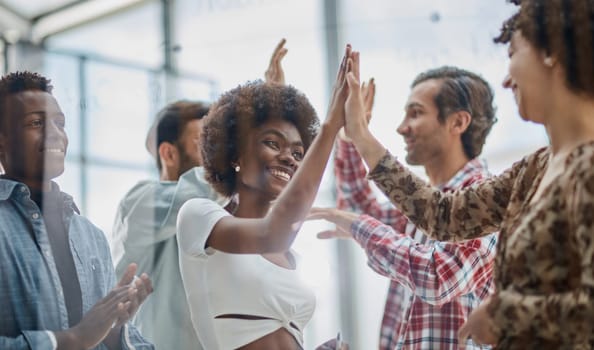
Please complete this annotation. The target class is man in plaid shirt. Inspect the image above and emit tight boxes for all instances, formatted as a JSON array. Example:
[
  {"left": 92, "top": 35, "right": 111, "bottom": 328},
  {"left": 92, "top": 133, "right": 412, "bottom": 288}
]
[{"left": 312, "top": 66, "right": 498, "bottom": 349}]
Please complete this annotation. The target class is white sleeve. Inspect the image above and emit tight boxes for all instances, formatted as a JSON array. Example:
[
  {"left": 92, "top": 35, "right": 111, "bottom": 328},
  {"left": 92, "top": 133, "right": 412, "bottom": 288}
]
[
  {"left": 46, "top": 331, "right": 57, "bottom": 350},
  {"left": 177, "top": 198, "right": 230, "bottom": 258}
]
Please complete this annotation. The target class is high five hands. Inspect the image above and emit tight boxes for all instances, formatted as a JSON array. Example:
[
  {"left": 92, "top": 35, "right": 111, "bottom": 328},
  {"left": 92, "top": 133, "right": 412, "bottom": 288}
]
[{"left": 339, "top": 77, "right": 375, "bottom": 141}]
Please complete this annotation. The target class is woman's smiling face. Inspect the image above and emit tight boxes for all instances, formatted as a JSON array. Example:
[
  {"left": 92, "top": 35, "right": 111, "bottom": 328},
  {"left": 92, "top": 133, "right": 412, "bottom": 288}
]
[
  {"left": 236, "top": 118, "right": 304, "bottom": 199},
  {"left": 503, "top": 30, "right": 554, "bottom": 125}
]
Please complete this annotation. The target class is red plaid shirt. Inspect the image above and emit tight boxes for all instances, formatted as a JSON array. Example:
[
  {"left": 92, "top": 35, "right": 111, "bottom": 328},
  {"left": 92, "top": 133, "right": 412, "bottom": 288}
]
[{"left": 335, "top": 139, "right": 496, "bottom": 350}]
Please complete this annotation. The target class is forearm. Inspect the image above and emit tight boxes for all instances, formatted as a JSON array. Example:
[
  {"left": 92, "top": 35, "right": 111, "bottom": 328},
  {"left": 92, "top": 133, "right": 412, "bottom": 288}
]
[
  {"left": 369, "top": 150, "right": 508, "bottom": 241},
  {"left": 54, "top": 329, "right": 81, "bottom": 350},
  {"left": 350, "top": 125, "right": 386, "bottom": 172},
  {"left": 266, "top": 123, "right": 339, "bottom": 250},
  {"left": 335, "top": 139, "right": 403, "bottom": 226},
  {"left": 353, "top": 216, "right": 496, "bottom": 305}
]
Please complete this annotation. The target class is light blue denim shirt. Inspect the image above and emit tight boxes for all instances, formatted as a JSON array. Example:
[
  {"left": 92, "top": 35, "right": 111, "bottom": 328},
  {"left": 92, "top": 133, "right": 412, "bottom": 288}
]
[{"left": 0, "top": 178, "right": 154, "bottom": 350}]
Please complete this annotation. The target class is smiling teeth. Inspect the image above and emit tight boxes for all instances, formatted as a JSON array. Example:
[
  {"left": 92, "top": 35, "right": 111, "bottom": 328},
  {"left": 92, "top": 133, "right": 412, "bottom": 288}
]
[
  {"left": 44, "top": 148, "right": 63, "bottom": 153},
  {"left": 270, "top": 169, "right": 290, "bottom": 181}
]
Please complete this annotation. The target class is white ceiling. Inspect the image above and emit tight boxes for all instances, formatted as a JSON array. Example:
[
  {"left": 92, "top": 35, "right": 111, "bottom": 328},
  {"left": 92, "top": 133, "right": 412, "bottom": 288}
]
[
  {"left": 0, "top": 0, "right": 80, "bottom": 19},
  {"left": 0, "top": 0, "right": 149, "bottom": 43}
]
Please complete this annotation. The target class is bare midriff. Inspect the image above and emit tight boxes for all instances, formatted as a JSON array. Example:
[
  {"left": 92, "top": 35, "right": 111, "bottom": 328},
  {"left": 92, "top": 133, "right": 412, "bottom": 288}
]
[
  {"left": 216, "top": 314, "right": 302, "bottom": 350},
  {"left": 237, "top": 327, "right": 301, "bottom": 350}
]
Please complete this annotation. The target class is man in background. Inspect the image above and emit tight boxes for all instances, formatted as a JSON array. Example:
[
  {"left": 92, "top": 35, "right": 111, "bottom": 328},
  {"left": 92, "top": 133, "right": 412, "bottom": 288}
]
[
  {"left": 111, "top": 39, "right": 290, "bottom": 349},
  {"left": 313, "top": 67, "right": 498, "bottom": 349},
  {"left": 111, "top": 100, "right": 222, "bottom": 350}
]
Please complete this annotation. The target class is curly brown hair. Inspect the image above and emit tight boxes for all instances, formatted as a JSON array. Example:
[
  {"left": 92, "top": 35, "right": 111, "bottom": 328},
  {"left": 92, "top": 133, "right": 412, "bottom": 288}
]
[
  {"left": 0, "top": 71, "right": 53, "bottom": 132},
  {"left": 412, "top": 66, "right": 497, "bottom": 160},
  {"left": 495, "top": 0, "right": 594, "bottom": 97},
  {"left": 201, "top": 80, "right": 319, "bottom": 197}
]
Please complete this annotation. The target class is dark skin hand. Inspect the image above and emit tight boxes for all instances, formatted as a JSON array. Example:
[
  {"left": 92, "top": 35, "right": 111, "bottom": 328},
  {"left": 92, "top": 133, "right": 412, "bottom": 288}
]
[{"left": 54, "top": 263, "right": 153, "bottom": 350}]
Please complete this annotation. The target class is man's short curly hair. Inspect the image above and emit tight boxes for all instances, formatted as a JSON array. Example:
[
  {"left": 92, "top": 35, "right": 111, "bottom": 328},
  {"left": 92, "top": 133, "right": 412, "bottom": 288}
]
[
  {"left": 495, "top": 0, "right": 594, "bottom": 97},
  {"left": 412, "top": 66, "right": 497, "bottom": 160},
  {"left": 0, "top": 71, "right": 53, "bottom": 132},
  {"left": 201, "top": 80, "right": 319, "bottom": 197}
]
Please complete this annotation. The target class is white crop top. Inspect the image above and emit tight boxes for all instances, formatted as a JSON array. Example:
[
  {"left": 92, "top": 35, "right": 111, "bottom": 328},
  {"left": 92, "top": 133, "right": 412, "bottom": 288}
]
[{"left": 177, "top": 198, "right": 316, "bottom": 349}]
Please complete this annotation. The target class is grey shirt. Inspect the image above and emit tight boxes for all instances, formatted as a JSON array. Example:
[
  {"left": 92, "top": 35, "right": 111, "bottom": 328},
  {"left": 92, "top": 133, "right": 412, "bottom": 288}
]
[{"left": 111, "top": 167, "right": 224, "bottom": 350}]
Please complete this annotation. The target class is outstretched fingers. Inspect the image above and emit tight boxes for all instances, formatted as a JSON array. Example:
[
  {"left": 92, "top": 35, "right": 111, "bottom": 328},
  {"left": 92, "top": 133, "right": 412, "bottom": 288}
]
[
  {"left": 269, "top": 38, "right": 287, "bottom": 66},
  {"left": 335, "top": 44, "right": 351, "bottom": 87},
  {"left": 316, "top": 227, "right": 351, "bottom": 240},
  {"left": 265, "top": 38, "right": 288, "bottom": 84},
  {"left": 352, "top": 51, "right": 360, "bottom": 80},
  {"left": 363, "top": 77, "right": 376, "bottom": 122}
]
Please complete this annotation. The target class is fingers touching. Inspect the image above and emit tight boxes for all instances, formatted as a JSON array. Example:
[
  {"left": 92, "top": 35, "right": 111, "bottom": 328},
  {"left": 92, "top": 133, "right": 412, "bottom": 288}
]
[
  {"left": 117, "top": 263, "right": 137, "bottom": 287},
  {"left": 362, "top": 77, "right": 376, "bottom": 123}
]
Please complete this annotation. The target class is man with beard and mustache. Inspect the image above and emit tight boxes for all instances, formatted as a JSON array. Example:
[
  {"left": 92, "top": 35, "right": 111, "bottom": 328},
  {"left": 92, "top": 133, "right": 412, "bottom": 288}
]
[
  {"left": 110, "top": 99, "right": 225, "bottom": 350},
  {"left": 310, "top": 66, "right": 499, "bottom": 349}
]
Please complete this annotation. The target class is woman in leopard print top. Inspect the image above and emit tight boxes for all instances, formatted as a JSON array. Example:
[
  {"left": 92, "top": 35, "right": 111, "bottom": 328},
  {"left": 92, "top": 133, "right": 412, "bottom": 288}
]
[{"left": 340, "top": 0, "right": 594, "bottom": 348}]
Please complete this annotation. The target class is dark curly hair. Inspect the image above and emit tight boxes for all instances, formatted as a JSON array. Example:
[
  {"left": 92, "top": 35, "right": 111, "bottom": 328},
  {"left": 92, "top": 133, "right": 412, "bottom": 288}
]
[
  {"left": 0, "top": 71, "right": 53, "bottom": 132},
  {"left": 201, "top": 80, "right": 319, "bottom": 197},
  {"left": 495, "top": 0, "right": 594, "bottom": 97},
  {"left": 412, "top": 66, "right": 497, "bottom": 160}
]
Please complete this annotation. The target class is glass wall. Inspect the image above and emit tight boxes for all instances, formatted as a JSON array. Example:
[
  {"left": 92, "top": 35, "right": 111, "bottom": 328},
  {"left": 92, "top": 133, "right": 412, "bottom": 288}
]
[
  {"left": 29, "top": 0, "right": 551, "bottom": 348},
  {"left": 43, "top": 1, "right": 341, "bottom": 348}
]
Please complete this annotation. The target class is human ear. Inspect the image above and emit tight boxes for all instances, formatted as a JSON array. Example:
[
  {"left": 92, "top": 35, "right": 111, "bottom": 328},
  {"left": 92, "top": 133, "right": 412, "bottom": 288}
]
[
  {"left": 158, "top": 142, "right": 179, "bottom": 167},
  {"left": 540, "top": 51, "right": 557, "bottom": 68},
  {"left": 449, "top": 111, "right": 471, "bottom": 135}
]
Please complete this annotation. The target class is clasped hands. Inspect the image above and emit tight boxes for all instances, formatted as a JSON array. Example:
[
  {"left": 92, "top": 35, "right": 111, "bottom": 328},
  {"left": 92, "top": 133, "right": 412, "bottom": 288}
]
[{"left": 56, "top": 263, "right": 153, "bottom": 350}]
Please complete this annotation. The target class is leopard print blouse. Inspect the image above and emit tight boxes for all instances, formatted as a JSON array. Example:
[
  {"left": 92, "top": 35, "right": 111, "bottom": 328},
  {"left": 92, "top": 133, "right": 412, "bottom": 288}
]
[{"left": 367, "top": 142, "right": 594, "bottom": 349}]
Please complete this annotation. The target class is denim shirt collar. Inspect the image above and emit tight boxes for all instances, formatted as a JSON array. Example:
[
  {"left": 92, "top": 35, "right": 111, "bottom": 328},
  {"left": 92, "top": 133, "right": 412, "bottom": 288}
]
[{"left": 0, "top": 178, "right": 79, "bottom": 214}]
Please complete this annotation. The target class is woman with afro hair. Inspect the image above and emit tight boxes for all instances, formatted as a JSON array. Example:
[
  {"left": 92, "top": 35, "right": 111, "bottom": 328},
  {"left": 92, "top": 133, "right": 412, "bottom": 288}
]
[
  {"left": 338, "top": 0, "right": 594, "bottom": 348},
  {"left": 177, "top": 43, "right": 356, "bottom": 350}
]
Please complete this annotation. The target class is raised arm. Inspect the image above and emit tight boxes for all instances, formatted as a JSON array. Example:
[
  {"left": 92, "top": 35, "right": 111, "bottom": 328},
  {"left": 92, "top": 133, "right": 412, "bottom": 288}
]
[
  {"left": 309, "top": 208, "right": 495, "bottom": 305},
  {"left": 197, "top": 46, "right": 358, "bottom": 255},
  {"left": 343, "top": 71, "right": 517, "bottom": 241},
  {"left": 334, "top": 79, "right": 408, "bottom": 229}
]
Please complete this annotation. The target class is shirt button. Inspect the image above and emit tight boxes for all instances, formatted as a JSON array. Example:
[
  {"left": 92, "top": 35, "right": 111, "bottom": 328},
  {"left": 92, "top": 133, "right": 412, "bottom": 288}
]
[
  {"left": 32, "top": 213, "right": 40, "bottom": 219},
  {"left": 44, "top": 250, "right": 51, "bottom": 257}
]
